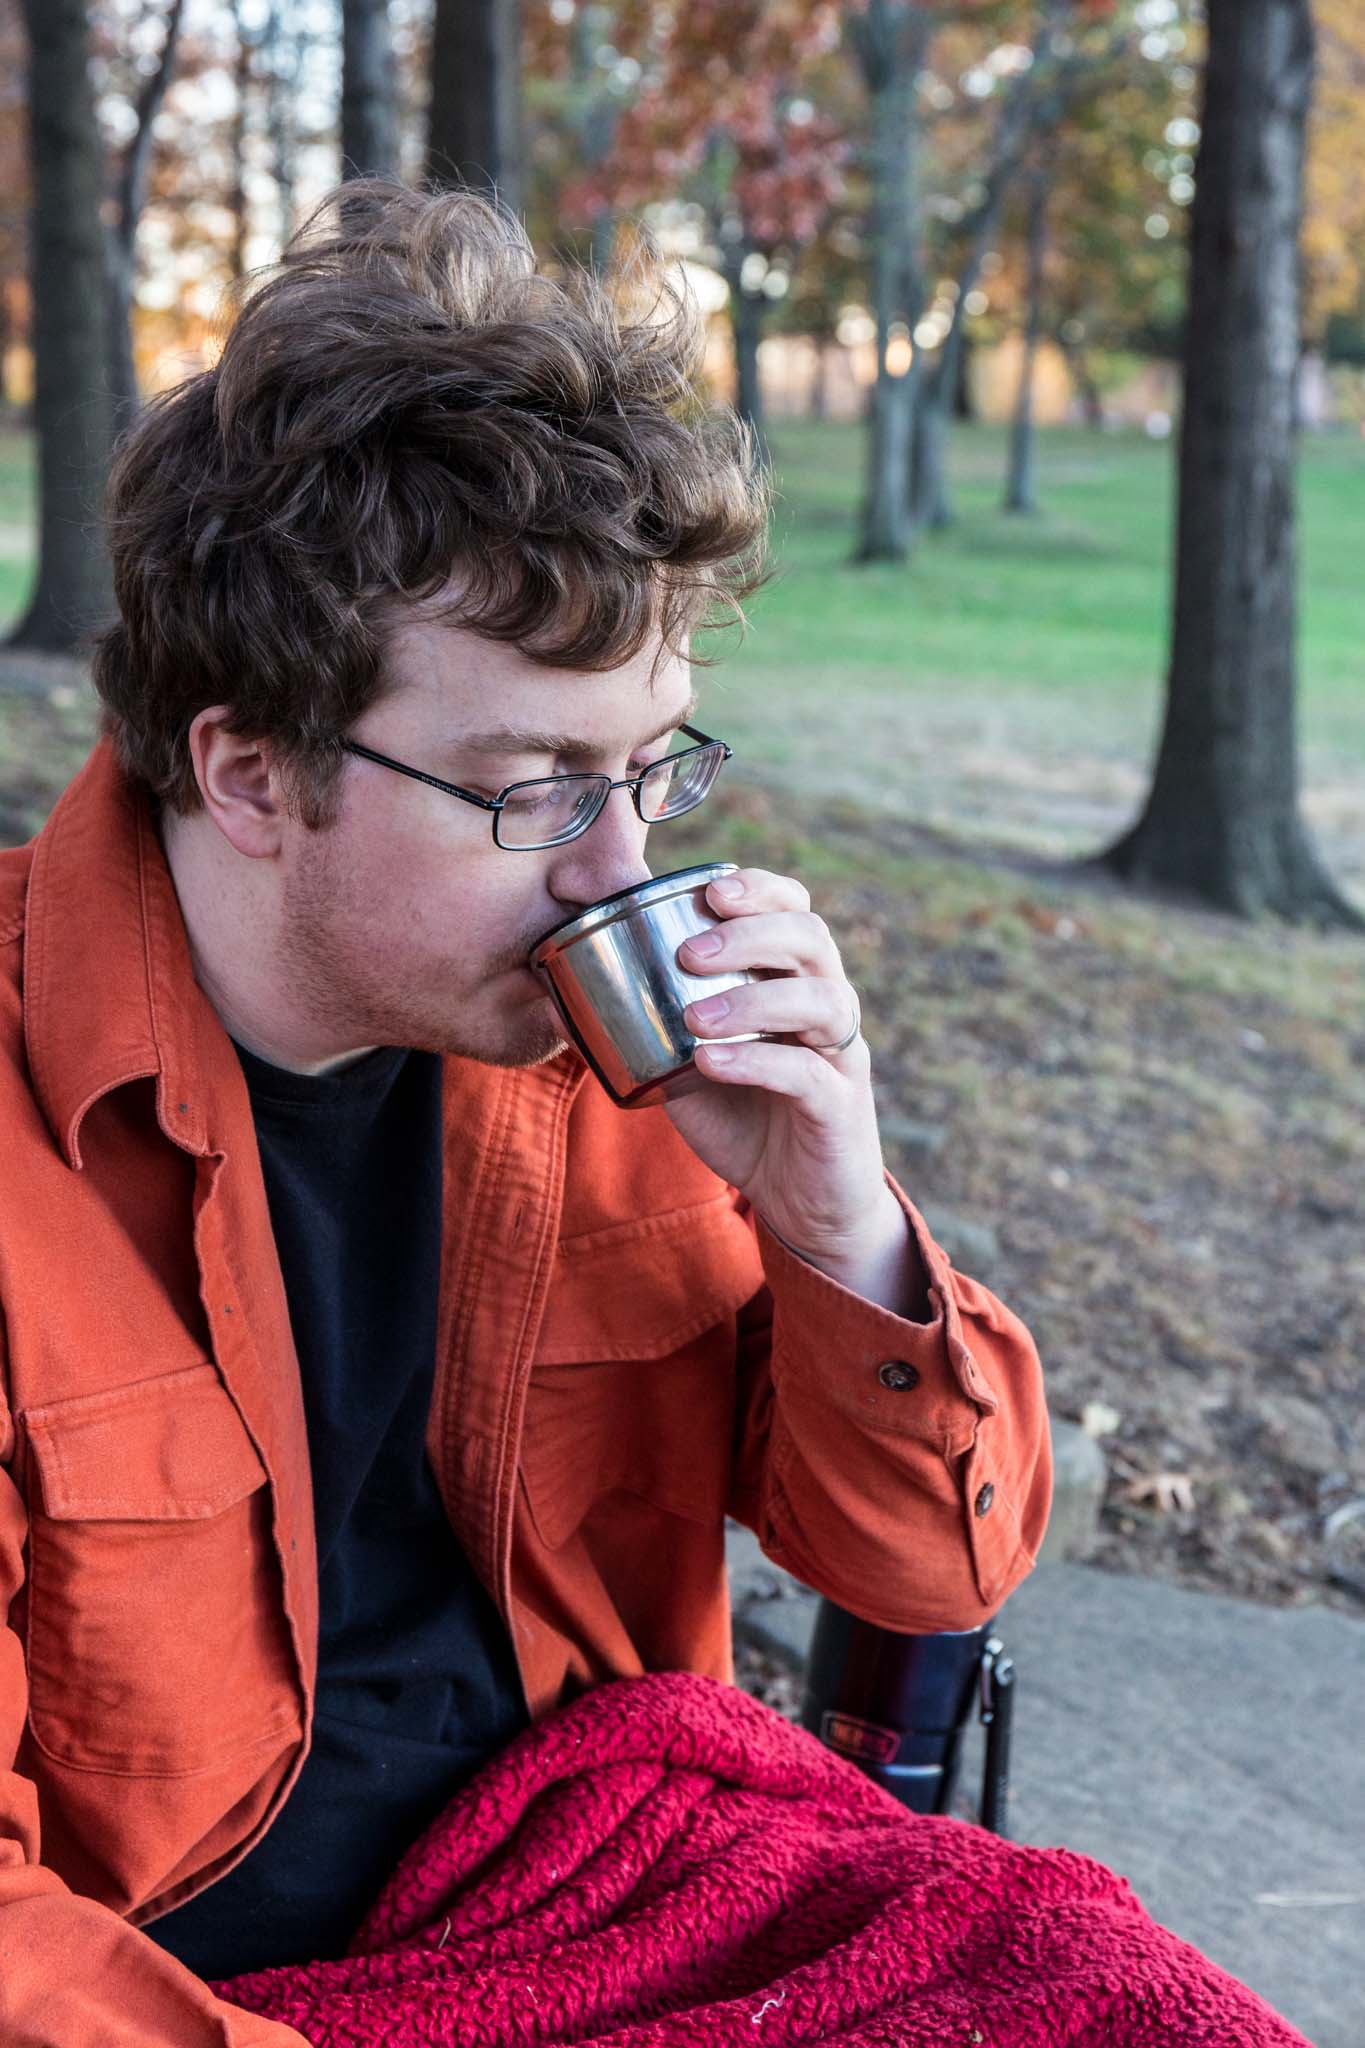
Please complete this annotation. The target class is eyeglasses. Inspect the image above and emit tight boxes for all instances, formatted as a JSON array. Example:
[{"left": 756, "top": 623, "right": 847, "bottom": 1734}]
[{"left": 338, "top": 724, "right": 733, "bottom": 850}]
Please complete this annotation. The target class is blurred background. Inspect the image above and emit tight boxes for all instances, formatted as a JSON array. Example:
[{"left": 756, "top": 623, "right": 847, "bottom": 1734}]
[{"left": 1, "top": 0, "right": 1363, "bottom": 1627}]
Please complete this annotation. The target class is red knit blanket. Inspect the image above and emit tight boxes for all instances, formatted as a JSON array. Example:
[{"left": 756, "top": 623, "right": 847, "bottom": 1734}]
[{"left": 215, "top": 1671, "right": 1314, "bottom": 2047}]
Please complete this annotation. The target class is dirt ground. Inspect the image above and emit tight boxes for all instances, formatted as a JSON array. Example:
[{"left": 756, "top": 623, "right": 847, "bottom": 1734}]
[{"left": 3, "top": 662, "right": 1363, "bottom": 1620}]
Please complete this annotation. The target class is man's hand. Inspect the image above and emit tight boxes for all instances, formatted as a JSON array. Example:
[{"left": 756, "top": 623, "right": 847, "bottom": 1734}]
[{"left": 662, "top": 867, "right": 931, "bottom": 1316}]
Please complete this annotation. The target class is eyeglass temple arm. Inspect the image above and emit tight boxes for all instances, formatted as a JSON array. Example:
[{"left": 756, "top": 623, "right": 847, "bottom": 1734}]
[{"left": 338, "top": 740, "right": 501, "bottom": 812}]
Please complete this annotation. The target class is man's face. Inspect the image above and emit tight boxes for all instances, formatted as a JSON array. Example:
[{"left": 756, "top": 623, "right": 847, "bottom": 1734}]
[{"left": 276, "top": 615, "right": 699, "bottom": 1068}]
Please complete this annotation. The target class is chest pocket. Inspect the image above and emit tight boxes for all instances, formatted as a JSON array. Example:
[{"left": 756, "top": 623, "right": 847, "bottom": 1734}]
[
  {"left": 520, "top": 1193, "right": 767, "bottom": 1549},
  {"left": 21, "top": 1362, "right": 299, "bottom": 1776}
]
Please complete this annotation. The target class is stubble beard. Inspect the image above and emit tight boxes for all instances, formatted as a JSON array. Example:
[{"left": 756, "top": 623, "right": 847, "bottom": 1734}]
[{"left": 279, "top": 840, "right": 569, "bottom": 1070}]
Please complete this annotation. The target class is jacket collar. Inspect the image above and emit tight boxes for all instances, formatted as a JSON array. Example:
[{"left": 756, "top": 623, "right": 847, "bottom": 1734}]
[{"left": 24, "top": 740, "right": 233, "bottom": 1169}]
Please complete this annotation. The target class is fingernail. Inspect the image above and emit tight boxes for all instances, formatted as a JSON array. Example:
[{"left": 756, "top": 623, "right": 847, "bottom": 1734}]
[
  {"left": 687, "top": 931, "right": 723, "bottom": 958},
  {"left": 703, "top": 1043, "right": 736, "bottom": 1065},
  {"left": 689, "top": 993, "right": 730, "bottom": 1023},
  {"left": 711, "top": 877, "right": 743, "bottom": 900}
]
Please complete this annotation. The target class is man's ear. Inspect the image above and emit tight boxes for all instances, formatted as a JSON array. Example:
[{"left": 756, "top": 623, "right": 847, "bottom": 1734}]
[{"left": 187, "top": 707, "right": 288, "bottom": 859}]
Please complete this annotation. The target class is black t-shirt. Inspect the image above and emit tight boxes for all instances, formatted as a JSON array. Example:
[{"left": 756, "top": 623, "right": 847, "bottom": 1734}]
[{"left": 146, "top": 1040, "right": 526, "bottom": 1977}]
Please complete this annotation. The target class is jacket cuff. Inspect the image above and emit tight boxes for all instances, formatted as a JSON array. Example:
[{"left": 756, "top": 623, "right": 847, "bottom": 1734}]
[{"left": 753, "top": 1169, "right": 998, "bottom": 1447}]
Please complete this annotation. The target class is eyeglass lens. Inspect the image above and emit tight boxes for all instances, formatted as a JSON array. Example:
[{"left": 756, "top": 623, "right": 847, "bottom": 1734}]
[
  {"left": 638, "top": 743, "right": 724, "bottom": 822},
  {"left": 496, "top": 741, "right": 726, "bottom": 849}
]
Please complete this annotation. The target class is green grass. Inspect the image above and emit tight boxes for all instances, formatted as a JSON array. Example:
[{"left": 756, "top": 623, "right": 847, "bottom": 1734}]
[
  {"left": 0, "top": 426, "right": 35, "bottom": 623},
  {"left": 726, "top": 417, "right": 1363, "bottom": 720}
]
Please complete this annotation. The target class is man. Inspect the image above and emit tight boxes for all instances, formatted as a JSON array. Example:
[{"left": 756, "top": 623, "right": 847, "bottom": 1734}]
[{"left": 0, "top": 181, "right": 1050, "bottom": 2044}]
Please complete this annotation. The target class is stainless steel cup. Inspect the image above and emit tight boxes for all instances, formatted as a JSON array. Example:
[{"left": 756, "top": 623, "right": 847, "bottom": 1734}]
[{"left": 528, "top": 862, "right": 764, "bottom": 1108}]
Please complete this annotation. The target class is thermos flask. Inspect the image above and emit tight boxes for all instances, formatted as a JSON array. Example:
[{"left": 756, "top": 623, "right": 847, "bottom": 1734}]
[{"left": 799, "top": 1598, "right": 1015, "bottom": 1833}]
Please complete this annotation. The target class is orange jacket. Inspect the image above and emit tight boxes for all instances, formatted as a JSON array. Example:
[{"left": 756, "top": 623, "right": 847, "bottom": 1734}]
[{"left": 0, "top": 742, "right": 1051, "bottom": 2044}]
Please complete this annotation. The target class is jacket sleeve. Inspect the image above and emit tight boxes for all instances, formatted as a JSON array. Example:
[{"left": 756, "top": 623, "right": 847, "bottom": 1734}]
[
  {"left": 726, "top": 1168, "right": 1053, "bottom": 1632},
  {"left": 0, "top": 1384, "right": 311, "bottom": 2048}
]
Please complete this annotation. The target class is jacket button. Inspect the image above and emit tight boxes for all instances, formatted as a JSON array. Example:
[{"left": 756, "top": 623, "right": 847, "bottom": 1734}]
[
  {"left": 878, "top": 1360, "right": 920, "bottom": 1391},
  {"left": 975, "top": 1483, "right": 995, "bottom": 1517}
]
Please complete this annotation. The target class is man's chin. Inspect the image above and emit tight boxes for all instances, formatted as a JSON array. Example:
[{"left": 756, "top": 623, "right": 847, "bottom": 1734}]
[
  {"left": 354, "top": 967, "right": 569, "bottom": 1070},
  {"left": 500, "top": 981, "right": 571, "bottom": 1068},
  {"left": 528, "top": 988, "right": 574, "bottom": 1062},
  {"left": 432, "top": 1001, "right": 569, "bottom": 1071}
]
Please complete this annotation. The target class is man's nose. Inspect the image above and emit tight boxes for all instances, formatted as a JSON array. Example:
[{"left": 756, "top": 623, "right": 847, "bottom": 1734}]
[{"left": 545, "top": 786, "right": 652, "bottom": 910}]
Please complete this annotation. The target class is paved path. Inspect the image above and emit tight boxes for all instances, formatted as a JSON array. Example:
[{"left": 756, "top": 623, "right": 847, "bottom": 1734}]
[{"left": 728, "top": 1529, "right": 1365, "bottom": 2048}]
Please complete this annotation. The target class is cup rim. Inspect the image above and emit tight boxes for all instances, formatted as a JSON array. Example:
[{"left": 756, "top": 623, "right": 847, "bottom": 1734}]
[{"left": 528, "top": 861, "right": 738, "bottom": 970}]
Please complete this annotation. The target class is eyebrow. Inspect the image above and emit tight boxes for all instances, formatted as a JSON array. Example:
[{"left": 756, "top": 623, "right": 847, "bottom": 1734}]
[{"left": 452, "top": 692, "right": 700, "bottom": 760}]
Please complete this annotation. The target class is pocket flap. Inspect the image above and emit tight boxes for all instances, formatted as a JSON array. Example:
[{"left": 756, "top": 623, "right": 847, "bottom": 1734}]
[
  {"left": 23, "top": 1363, "right": 267, "bottom": 1521},
  {"left": 537, "top": 1192, "right": 767, "bottom": 1365}
]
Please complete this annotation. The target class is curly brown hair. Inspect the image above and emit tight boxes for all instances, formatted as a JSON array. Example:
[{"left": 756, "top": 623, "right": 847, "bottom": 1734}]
[{"left": 90, "top": 178, "right": 772, "bottom": 826}]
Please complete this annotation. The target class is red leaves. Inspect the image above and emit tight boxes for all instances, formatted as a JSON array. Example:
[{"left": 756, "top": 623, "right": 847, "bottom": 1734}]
[{"left": 554, "top": 0, "right": 847, "bottom": 252}]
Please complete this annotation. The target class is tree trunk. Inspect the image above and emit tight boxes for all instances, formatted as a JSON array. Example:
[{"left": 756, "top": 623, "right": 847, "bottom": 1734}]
[
  {"left": 908, "top": 161, "right": 1022, "bottom": 532},
  {"left": 809, "top": 335, "right": 835, "bottom": 421},
  {"left": 909, "top": 376, "right": 948, "bottom": 530},
  {"left": 1058, "top": 329, "right": 1105, "bottom": 427},
  {"left": 227, "top": 0, "right": 253, "bottom": 279},
  {"left": 426, "top": 0, "right": 523, "bottom": 215},
  {"left": 1004, "top": 156, "right": 1052, "bottom": 515},
  {"left": 342, "top": 0, "right": 401, "bottom": 181},
  {"left": 851, "top": 0, "right": 931, "bottom": 565},
  {"left": 1103, "top": 0, "right": 1358, "bottom": 927},
  {"left": 262, "top": 0, "right": 306, "bottom": 248},
  {"left": 106, "top": 0, "right": 186, "bottom": 432},
  {"left": 909, "top": 0, "right": 1079, "bottom": 532},
  {"left": 589, "top": 210, "right": 616, "bottom": 273},
  {"left": 570, "top": 2, "right": 620, "bottom": 268},
  {"left": 105, "top": 253, "right": 139, "bottom": 436},
  {"left": 722, "top": 244, "right": 770, "bottom": 465},
  {"left": 952, "top": 329, "right": 975, "bottom": 420},
  {"left": 7, "top": 0, "right": 115, "bottom": 653}
]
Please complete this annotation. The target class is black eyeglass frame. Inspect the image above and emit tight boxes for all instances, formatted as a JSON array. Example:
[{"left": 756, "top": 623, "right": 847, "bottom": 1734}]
[{"left": 337, "top": 724, "right": 733, "bottom": 850}]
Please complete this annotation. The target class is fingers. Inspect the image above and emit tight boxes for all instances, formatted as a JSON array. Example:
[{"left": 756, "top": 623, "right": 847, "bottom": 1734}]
[
  {"left": 679, "top": 908, "right": 841, "bottom": 981},
  {"left": 684, "top": 975, "right": 859, "bottom": 1055},
  {"left": 706, "top": 869, "right": 811, "bottom": 916},
  {"left": 682, "top": 870, "right": 862, "bottom": 1066},
  {"left": 693, "top": 1033, "right": 868, "bottom": 1094}
]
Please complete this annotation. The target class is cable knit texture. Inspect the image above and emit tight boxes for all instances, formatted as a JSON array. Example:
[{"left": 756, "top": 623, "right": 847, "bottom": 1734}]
[{"left": 214, "top": 1672, "right": 1311, "bottom": 2047}]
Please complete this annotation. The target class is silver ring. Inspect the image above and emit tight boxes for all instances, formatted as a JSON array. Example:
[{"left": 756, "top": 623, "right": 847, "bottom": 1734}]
[{"left": 813, "top": 991, "right": 861, "bottom": 1056}]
